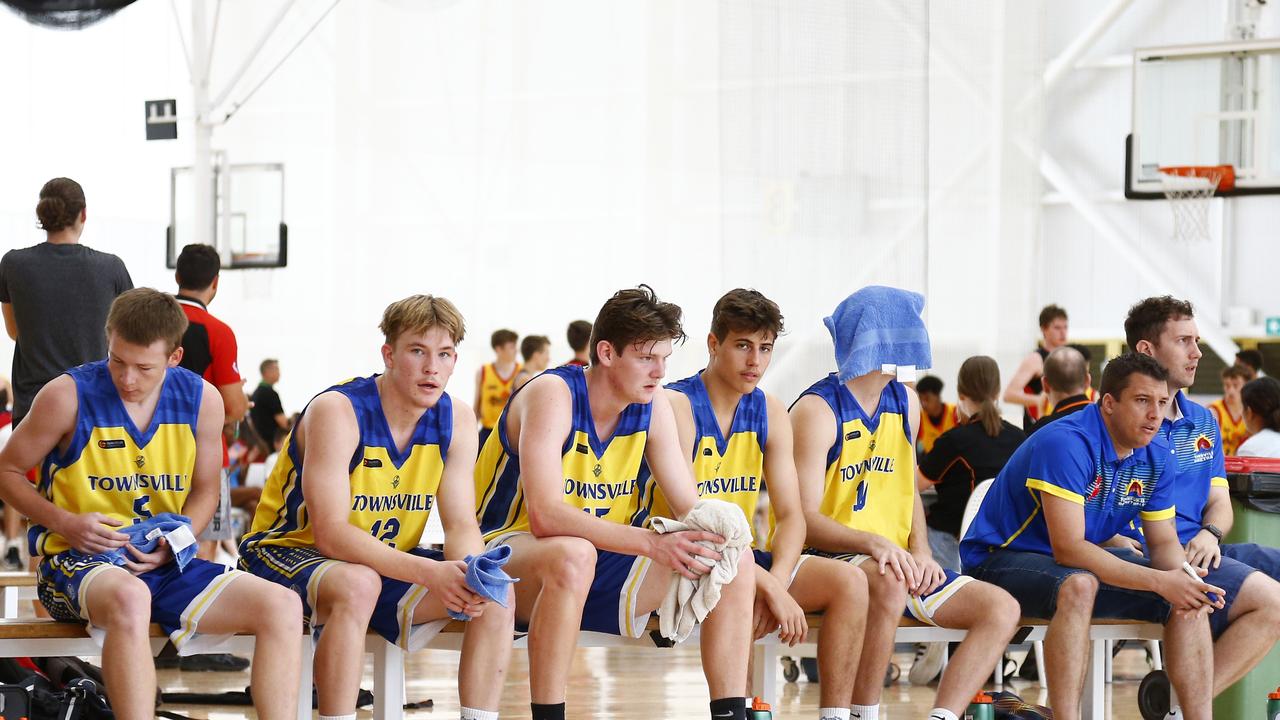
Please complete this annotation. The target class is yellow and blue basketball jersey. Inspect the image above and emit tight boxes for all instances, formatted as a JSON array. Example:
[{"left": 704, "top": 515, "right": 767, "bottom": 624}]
[
  {"left": 241, "top": 375, "right": 451, "bottom": 552},
  {"left": 917, "top": 403, "right": 958, "bottom": 455},
  {"left": 1208, "top": 399, "right": 1250, "bottom": 456},
  {"left": 31, "top": 361, "right": 204, "bottom": 557},
  {"left": 648, "top": 372, "right": 766, "bottom": 543},
  {"left": 478, "top": 362, "right": 520, "bottom": 430},
  {"left": 475, "top": 365, "right": 655, "bottom": 541},
  {"left": 797, "top": 374, "right": 916, "bottom": 550}
]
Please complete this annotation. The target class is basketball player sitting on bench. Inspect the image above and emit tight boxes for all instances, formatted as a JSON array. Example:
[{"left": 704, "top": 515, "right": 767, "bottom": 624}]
[
  {"left": 651, "top": 288, "right": 871, "bottom": 720},
  {"left": 475, "top": 286, "right": 757, "bottom": 720},
  {"left": 0, "top": 288, "right": 302, "bottom": 720},
  {"left": 240, "top": 295, "right": 514, "bottom": 720},
  {"left": 791, "top": 286, "right": 1019, "bottom": 720}
]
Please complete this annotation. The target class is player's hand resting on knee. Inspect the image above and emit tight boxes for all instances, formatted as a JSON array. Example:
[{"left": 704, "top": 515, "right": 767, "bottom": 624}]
[
  {"left": 422, "top": 559, "right": 487, "bottom": 618},
  {"left": 908, "top": 551, "right": 946, "bottom": 597},
  {"left": 58, "top": 512, "right": 129, "bottom": 554},
  {"left": 123, "top": 538, "right": 173, "bottom": 575},
  {"left": 753, "top": 574, "right": 807, "bottom": 645},
  {"left": 648, "top": 530, "right": 723, "bottom": 581},
  {"left": 867, "top": 535, "right": 919, "bottom": 589}
]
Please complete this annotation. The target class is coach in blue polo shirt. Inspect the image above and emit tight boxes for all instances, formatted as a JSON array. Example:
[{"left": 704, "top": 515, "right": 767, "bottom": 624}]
[
  {"left": 961, "top": 353, "right": 1222, "bottom": 720},
  {"left": 1126, "top": 295, "right": 1280, "bottom": 697}
]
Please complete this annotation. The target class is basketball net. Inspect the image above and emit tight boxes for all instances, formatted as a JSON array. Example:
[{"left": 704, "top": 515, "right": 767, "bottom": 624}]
[{"left": 1159, "top": 165, "right": 1234, "bottom": 242}]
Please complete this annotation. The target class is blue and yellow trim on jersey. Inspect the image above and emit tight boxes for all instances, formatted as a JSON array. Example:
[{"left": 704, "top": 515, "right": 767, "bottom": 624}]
[
  {"left": 240, "top": 375, "right": 452, "bottom": 552},
  {"left": 475, "top": 364, "right": 655, "bottom": 541},
  {"left": 647, "top": 372, "right": 767, "bottom": 543},
  {"left": 796, "top": 374, "right": 915, "bottom": 550},
  {"left": 30, "top": 361, "right": 204, "bottom": 557}
]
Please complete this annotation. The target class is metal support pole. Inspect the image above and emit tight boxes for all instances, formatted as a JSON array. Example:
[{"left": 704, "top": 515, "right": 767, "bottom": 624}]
[{"left": 191, "top": 0, "right": 215, "bottom": 247}]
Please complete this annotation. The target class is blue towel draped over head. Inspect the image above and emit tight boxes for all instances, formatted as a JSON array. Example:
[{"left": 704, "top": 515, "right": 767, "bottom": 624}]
[{"left": 824, "top": 286, "right": 932, "bottom": 381}]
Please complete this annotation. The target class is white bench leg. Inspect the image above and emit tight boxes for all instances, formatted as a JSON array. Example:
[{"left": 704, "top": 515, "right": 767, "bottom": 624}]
[
  {"left": 373, "top": 640, "right": 404, "bottom": 720},
  {"left": 1081, "top": 639, "right": 1106, "bottom": 720},
  {"left": 1148, "top": 639, "right": 1163, "bottom": 671},
  {"left": 751, "top": 642, "right": 777, "bottom": 706},
  {"left": 1034, "top": 641, "right": 1047, "bottom": 692},
  {"left": 297, "top": 634, "right": 313, "bottom": 720},
  {"left": 3, "top": 587, "right": 16, "bottom": 619},
  {"left": 1104, "top": 639, "right": 1113, "bottom": 683}
]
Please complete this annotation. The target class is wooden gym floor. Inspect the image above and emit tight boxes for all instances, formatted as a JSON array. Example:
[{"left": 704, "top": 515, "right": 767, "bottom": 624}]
[{"left": 153, "top": 643, "right": 1158, "bottom": 719}]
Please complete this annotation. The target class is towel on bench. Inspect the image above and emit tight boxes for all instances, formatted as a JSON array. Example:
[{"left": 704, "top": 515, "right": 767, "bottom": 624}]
[
  {"left": 650, "top": 499, "right": 752, "bottom": 643},
  {"left": 449, "top": 544, "right": 518, "bottom": 621}
]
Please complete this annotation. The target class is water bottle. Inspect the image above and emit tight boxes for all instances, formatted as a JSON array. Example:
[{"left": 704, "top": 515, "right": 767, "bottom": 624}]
[
  {"left": 964, "top": 692, "right": 994, "bottom": 720},
  {"left": 747, "top": 697, "right": 772, "bottom": 720},
  {"left": 1267, "top": 687, "right": 1280, "bottom": 720}
]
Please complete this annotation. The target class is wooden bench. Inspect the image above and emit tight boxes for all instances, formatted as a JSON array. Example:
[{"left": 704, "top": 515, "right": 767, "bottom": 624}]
[{"left": 0, "top": 579, "right": 1161, "bottom": 720}]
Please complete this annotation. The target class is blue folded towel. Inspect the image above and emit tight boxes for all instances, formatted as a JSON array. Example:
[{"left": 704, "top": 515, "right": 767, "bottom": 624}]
[
  {"left": 824, "top": 286, "right": 932, "bottom": 381},
  {"left": 449, "top": 544, "right": 518, "bottom": 621},
  {"left": 71, "top": 513, "right": 199, "bottom": 571}
]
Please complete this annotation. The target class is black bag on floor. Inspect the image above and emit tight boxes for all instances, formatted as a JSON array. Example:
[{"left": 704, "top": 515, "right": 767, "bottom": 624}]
[{"left": 0, "top": 657, "right": 114, "bottom": 720}]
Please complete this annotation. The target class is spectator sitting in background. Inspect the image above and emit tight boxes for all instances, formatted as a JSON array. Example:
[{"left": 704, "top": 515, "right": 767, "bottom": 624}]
[
  {"left": 564, "top": 319, "right": 591, "bottom": 366},
  {"left": 917, "top": 356, "right": 1025, "bottom": 571},
  {"left": 1236, "top": 349, "right": 1264, "bottom": 380},
  {"left": 1027, "top": 346, "right": 1093, "bottom": 436},
  {"left": 1237, "top": 376, "right": 1280, "bottom": 458},
  {"left": 915, "top": 374, "right": 958, "bottom": 456},
  {"left": 513, "top": 335, "right": 551, "bottom": 391},
  {"left": 1209, "top": 364, "right": 1253, "bottom": 456}
]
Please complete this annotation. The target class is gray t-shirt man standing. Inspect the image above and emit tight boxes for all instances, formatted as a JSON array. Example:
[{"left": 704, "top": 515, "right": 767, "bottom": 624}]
[{"left": 0, "top": 178, "right": 132, "bottom": 427}]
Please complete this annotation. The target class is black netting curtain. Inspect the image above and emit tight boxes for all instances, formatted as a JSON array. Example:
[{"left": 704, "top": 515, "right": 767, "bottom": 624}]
[{"left": 1, "top": 0, "right": 137, "bottom": 29}]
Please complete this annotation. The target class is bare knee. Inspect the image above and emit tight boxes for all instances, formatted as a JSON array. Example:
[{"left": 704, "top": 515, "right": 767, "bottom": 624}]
[
  {"left": 255, "top": 582, "right": 303, "bottom": 634},
  {"left": 829, "top": 560, "right": 869, "bottom": 608},
  {"left": 985, "top": 586, "right": 1023, "bottom": 636},
  {"left": 1054, "top": 573, "right": 1098, "bottom": 616},
  {"left": 864, "top": 566, "right": 909, "bottom": 613},
  {"left": 322, "top": 565, "right": 381, "bottom": 619},
  {"left": 96, "top": 576, "right": 151, "bottom": 634},
  {"left": 537, "top": 537, "right": 597, "bottom": 597}
]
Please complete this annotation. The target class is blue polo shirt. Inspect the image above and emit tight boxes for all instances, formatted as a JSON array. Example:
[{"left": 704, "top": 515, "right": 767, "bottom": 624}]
[
  {"left": 1159, "top": 391, "right": 1228, "bottom": 544},
  {"left": 960, "top": 403, "right": 1177, "bottom": 571}
]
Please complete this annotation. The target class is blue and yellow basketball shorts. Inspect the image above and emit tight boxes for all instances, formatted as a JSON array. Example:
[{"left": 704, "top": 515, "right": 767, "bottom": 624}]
[
  {"left": 487, "top": 532, "right": 655, "bottom": 638},
  {"left": 38, "top": 552, "right": 245, "bottom": 655},
  {"left": 806, "top": 550, "right": 972, "bottom": 625},
  {"left": 238, "top": 545, "right": 448, "bottom": 650},
  {"left": 752, "top": 550, "right": 811, "bottom": 588}
]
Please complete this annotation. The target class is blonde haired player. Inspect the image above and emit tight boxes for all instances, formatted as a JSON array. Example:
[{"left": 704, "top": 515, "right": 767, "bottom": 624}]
[{"left": 241, "top": 295, "right": 513, "bottom": 720}]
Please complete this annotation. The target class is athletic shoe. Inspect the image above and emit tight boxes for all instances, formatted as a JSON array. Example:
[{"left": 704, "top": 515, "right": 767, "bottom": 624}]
[
  {"left": 178, "top": 653, "right": 251, "bottom": 672},
  {"left": 908, "top": 642, "right": 946, "bottom": 685},
  {"left": 989, "top": 690, "right": 1054, "bottom": 719},
  {"left": 3, "top": 542, "right": 20, "bottom": 571}
]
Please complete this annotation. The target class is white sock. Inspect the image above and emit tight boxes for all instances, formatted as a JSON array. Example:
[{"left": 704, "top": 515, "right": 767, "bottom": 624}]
[
  {"left": 850, "top": 705, "right": 878, "bottom": 720},
  {"left": 461, "top": 708, "right": 498, "bottom": 720},
  {"left": 927, "top": 710, "right": 958, "bottom": 720},
  {"left": 319, "top": 715, "right": 356, "bottom": 720},
  {"left": 819, "top": 709, "right": 850, "bottom": 720}
]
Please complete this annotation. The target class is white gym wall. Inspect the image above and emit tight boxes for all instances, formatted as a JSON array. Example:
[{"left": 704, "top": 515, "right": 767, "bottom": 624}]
[{"left": 0, "top": 1, "right": 1274, "bottom": 412}]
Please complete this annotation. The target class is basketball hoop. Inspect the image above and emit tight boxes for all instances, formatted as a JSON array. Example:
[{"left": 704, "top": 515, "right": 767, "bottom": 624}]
[{"left": 1159, "top": 165, "right": 1234, "bottom": 242}]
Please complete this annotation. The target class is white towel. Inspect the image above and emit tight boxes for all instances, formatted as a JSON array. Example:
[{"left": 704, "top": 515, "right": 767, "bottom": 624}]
[{"left": 650, "top": 498, "right": 753, "bottom": 643}]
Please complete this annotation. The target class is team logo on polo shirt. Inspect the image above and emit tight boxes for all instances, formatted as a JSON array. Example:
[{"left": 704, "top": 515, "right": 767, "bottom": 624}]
[
  {"left": 1193, "top": 433, "right": 1215, "bottom": 463},
  {"left": 1125, "top": 479, "right": 1144, "bottom": 497}
]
